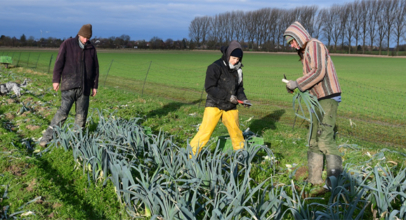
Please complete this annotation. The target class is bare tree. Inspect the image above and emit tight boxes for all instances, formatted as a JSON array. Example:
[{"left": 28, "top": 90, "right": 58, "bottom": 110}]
[
  {"left": 351, "top": 1, "right": 363, "bottom": 53},
  {"left": 383, "top": 0, "right": 399, "bottom": 55},
  {"left": 189, "top": 17, "right": 204, "bottom": 47},
  {"left": 120, "top": 34, "right": 130, "bottom": 47},
  {"left": 231, "top": 11, "right": 246, "bottom": 42},
  {"left": 313, "top": 10, "right": 323, "bottom": 39},
  {"left": 359, "top": 0, "right": 369, "bottom": 53},
  {"left": 393, "top": 0, "right": 406, "bottom": 55},
  {"left": 244, "top": 11, "right": 257, "bottom": 50},
  {"left": 258, "top": 8, "right": 272, "bottom": 51},
  {"left": 320, "top": 8, "right": 333, "bottom": 47},
  {"left": 299, "top": 5, "right": 319, "bottom": 37},
  {"left": 338, "top": 4, "right": 349, "bottom": 51},
  {"left": 200, "top": 16, "right": 211, "bottom": 45},
  {"left": 376, "top": 0, "right": 387, "bottom": 55},
  {"left": 344, "top": 3, "right": 355, "bottom": 53},
  {"left": 367, "top": 0, "right": 378, "bottom": 52},
  {"left": 209, "top": 14, "right": 226, "bottom": 47},
  {"left": 250, "top": 9, "right": 265, "bottom": 49},
  {"left": 222, "top": 12, "right": 232, "bottom": 44},
  {"left": 268, "top": 8, "right": 280, "bottom": 51},
  {"left": 330, "top": 5, "right": 342, "bottom": 51},
  {"left": 165, "top": 38, "right": 174, "bottom": 49}
]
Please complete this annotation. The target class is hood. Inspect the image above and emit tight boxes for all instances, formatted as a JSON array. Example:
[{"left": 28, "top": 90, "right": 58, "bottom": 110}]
[
  {"left": 283, "top": 21, "right": 311, "bottom": 48},
  {"left": 221, "top": 40, "right": 243, "bottom": 66}
]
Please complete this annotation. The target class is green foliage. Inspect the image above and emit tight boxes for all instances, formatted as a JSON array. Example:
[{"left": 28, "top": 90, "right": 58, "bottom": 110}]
[{"left": 1, "top": 52, "right": 406, "bottom": 218}]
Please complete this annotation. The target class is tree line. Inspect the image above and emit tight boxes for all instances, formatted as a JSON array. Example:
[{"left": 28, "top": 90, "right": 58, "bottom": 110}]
[
  {"left": 189, "top": 0, "right": 406, "bottom": 55},
  {"left": 0, "top": 34, "right": 190, "bottom": 50}
]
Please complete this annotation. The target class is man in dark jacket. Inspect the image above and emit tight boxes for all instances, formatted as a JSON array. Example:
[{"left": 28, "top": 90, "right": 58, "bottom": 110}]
[
  {"left": 39, "top": 24, "right": 99, "bottom": 147},
  {"left": 190, "top": 40, "right": 251, "bottom": 156}
]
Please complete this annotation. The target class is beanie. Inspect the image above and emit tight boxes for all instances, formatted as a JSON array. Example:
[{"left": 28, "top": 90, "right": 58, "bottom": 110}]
[
  {"left": 285, "top": 35, "right": 294, "bottom": 44},
  {"left": 230, "top": 48, "right": 242, "bottom": 58},
  {"left": 78, "top": 24, "right": 92, "bottom": 39}
]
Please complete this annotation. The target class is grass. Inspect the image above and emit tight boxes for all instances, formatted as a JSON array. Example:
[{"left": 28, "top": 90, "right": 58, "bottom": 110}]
[{"left": 0, "top": 49, "right": 405, "bottom": 218}]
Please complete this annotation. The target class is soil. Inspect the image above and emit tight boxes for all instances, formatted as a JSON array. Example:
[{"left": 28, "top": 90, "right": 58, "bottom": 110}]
[
  {"left": 6, "top": 165, "right": 22, "bottom": 176},
  {"left": 294, "top": 166, "right": 308, "bottom": 181},
  {"left": 26, "top": 125, "right": 40, "bottom": 131},
  {"left": 5, "top": 113, "right": 15, "bottom": 120}
]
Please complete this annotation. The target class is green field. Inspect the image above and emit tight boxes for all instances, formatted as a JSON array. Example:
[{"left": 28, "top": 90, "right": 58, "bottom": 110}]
[
  {"left": 1, "top": 49, "right": 406, "bottom": 218},
  {"left": 3, "top": 49, "right": 404, "bottom": 147}
]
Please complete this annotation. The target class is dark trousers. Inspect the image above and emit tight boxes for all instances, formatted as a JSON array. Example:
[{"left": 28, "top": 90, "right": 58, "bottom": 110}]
[{"left": 42, "top": 88, "right": 89, "bottom": 143}]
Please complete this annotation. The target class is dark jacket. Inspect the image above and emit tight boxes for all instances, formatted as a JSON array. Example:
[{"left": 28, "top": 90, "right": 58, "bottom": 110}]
[
  {"left": 205, "top": 41, "right": 247, "bottom": 111},
  {"left": 53, "top": 35, "right": 99, "bottom": 96}
]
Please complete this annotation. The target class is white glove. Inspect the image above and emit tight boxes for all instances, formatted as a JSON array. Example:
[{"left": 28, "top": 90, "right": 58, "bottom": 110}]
[
  {"left": 230, "top": 95, "right": 238, "bottom": 104},
  {"left": 286, "top": 80, "right": 298, "bottom": 90}
]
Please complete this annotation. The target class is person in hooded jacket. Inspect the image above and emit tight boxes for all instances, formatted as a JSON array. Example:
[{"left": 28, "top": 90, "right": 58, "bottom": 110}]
[
  {"left": 190, "top": 40, "right": 251, "bottom": 156},
  {"left": 39, "top": 24, "right": 99, "bottom": 147},
  {"left": 283, "top": 21, "right": 342, "bottom": 187}
]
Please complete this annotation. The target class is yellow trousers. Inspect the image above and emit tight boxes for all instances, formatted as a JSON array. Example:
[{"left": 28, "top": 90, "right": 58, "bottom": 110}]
[{"left": 190, "top": 107, "right": 244, "bottom": 156}]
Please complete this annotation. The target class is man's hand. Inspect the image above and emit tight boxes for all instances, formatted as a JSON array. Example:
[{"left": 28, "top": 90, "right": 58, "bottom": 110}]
[
  {"left": 91, "top": 88, "right": 97, "bottom": 97},
  {"left": 53, "top": 83, "right": 60, "bottom": 91},
  {"left": 230, "top": 95, "right": 238, "bottom": 104},
  {"left": 286, "top": 80, "right": 298, "bottom": 90}
]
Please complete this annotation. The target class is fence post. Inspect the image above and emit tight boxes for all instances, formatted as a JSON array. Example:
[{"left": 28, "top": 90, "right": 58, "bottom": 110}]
[
  {"left": 34, "top": 53, "right": 41, "bottom": 69},
  {"left": 16, "top": 52, "right": 22, "bottom": 67},
  {"left": 47, "top": 54, "right": 54, "bottom": 74},
  {"left": 26, "top": 52, "right": 31, "bottom": 67},
  {"left": 141, "top": 61, "right": 152, "bottom": 97},
  {"left": 103, "top": 59, "right": 114, "bottom": 87},
  {"left": 198, "top": 86, "right": 205, "bottom": 108}
]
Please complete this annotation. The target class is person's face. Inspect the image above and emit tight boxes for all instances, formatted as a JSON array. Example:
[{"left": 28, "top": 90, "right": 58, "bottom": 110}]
[
  {"left": 79, "top": 35, "right": 89, "bottom": 44},
  {"left": 229, "top": 56, "right": 240, "bottom": 66},
  {"left": 289, "top": 39, "right": 300, "bottom": 50}
]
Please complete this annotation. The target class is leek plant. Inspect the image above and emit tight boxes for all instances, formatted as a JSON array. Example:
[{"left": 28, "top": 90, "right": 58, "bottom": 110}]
[
  {"left": 314, "top": 165, "right": 371, "bottom": 219},
  {"left": 282, "top": 79, "right": 324, "bottom": 144},
  {"left": 43, "top": 109, "right": 406, "bottom": 219},
  {"left": 365, "top": 166, "right": 406, "bottom": 219}
]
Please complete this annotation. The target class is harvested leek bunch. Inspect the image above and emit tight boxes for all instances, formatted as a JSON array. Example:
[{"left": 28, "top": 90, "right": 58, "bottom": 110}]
[{"left": 282, "top": 78, "right": 324, "bottom": 144}]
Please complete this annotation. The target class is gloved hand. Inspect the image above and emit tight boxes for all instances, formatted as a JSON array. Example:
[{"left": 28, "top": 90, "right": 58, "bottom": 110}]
[
  {"left": 286, "top": 86, "right": 294, "bottom": 94},
  {"left": 230, "top": 95, "right": 238, "bottom": 104},
  {"left": 286, "top": 80, "right": 298, "bottom": 90},
  {"left": 242, "top": 100, "right": 251, "bottom": 107}
]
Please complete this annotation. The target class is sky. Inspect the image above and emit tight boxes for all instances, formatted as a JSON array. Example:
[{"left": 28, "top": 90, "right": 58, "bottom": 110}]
[{"left": 0, "top": 0, "right": 354, "bottom": 41}]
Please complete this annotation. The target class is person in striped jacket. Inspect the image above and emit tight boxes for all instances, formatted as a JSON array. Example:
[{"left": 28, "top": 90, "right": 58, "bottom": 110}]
[{"left": 283, "top": 21, "right": 342, "bottom": 187}]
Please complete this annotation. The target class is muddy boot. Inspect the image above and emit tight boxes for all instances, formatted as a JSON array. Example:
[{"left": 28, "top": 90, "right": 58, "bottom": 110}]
[
  {"left": 39, "top": 126, "right": 55, "bottom": 147},
  {"left": 307, "top": 151, "right": 324, "bottom": 185},
  {"left": 326, "top": 154, "right": 342, "bottom": 187}
]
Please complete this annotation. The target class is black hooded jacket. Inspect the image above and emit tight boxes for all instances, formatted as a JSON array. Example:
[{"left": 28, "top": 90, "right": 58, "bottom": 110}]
[{"left": 205, "top": 41, "right": 247, "bottom": 111}]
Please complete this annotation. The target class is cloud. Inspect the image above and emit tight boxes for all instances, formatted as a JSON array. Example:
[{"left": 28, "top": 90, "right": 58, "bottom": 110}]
[{"left": 0, "top": 0, "right": 352, "bottom": 40}]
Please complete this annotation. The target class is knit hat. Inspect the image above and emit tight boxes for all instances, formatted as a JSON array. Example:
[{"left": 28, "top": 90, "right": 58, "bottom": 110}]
[
  {"left": 78, "top": 24, "right": 92, "bottom": 39},
  {"left": 285, "top": 36, "right": 294, "bottom": 44},
  {"left": 230, "top": 48, "right": 243, "bottom": 58}
]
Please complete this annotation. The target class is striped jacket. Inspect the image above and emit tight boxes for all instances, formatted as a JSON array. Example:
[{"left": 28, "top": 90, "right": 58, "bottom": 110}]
[{"left": 284, "top": 21, "right": 341, "bottom": 100}]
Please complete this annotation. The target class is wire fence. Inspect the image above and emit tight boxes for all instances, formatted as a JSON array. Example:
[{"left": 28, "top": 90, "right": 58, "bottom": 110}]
[{"left": 1, "top": 50, "right": 405, "bottom": 147}]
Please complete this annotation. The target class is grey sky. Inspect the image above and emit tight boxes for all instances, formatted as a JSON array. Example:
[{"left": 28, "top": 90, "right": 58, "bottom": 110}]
[{"left": 0, "top": 0, "right": 354, "bottom": 41}]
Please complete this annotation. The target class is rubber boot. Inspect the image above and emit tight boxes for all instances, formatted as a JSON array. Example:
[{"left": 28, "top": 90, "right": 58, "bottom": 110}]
[
  {"left": 326, "top": 154, "right": 342, "bottom": 187},
  {"left": 307, "top": 151, "right": 324, "bottom": 185}
]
